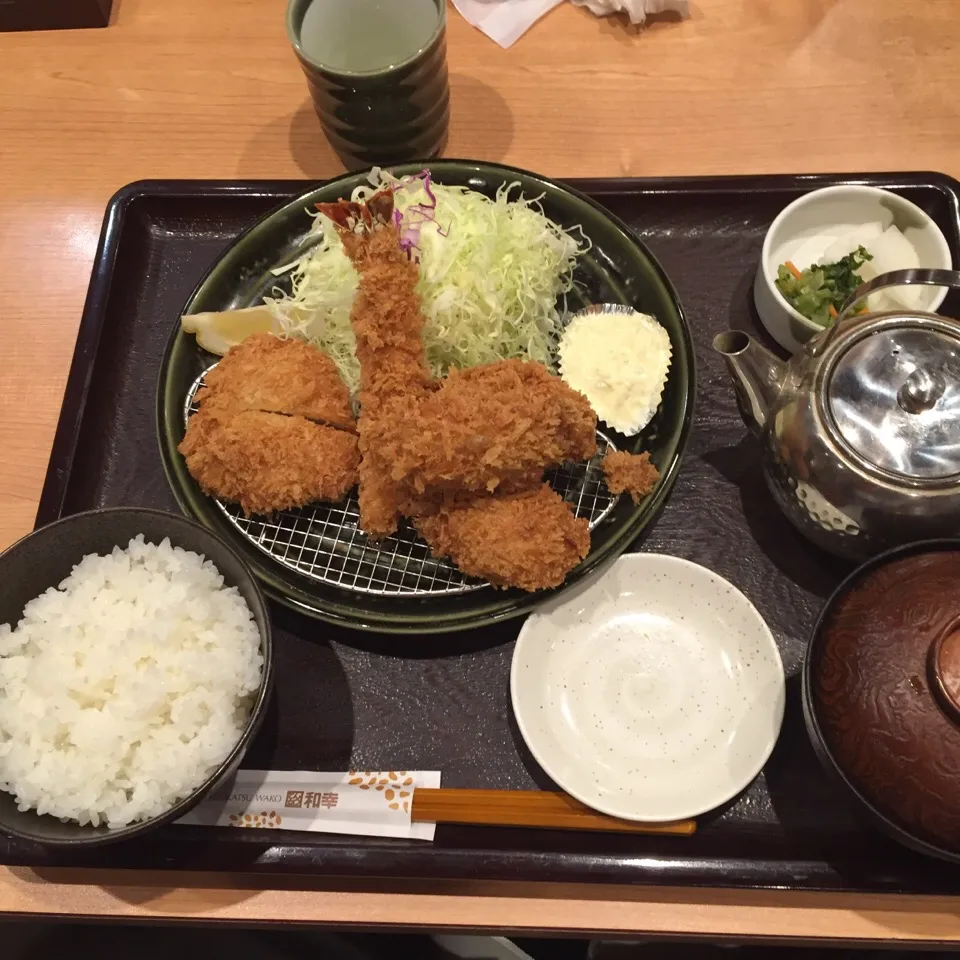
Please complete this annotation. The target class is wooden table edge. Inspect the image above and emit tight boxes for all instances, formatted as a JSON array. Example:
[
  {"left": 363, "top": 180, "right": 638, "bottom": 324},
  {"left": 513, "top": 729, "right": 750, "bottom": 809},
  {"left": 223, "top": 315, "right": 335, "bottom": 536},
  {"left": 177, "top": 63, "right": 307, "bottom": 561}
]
[{"left": 3, "top": 867, "right": 960, "bottom": 942}]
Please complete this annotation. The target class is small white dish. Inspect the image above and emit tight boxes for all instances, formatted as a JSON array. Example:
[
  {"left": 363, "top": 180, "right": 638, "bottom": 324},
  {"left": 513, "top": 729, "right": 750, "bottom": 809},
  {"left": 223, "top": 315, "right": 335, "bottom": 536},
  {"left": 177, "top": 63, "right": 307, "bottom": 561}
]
[
  {"left": 510, "top": 553, "right": 785, "bottom": 822},
  {"left": 754, "top": 185, "right": 952, "bottom": 353}
]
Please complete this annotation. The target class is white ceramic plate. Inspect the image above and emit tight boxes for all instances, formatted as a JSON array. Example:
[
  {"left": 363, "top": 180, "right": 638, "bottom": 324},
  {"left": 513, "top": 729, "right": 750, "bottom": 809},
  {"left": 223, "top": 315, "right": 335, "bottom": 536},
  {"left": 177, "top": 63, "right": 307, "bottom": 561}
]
[{"left": 510, "top": 554, "right": 785, "bottom": 822}]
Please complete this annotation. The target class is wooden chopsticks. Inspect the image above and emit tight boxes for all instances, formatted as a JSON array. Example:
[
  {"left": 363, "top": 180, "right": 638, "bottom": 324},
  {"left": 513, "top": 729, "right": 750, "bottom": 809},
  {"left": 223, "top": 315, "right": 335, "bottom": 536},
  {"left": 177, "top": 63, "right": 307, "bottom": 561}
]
[{"left": 410, "top": 788, "right": 696, "bottom": 836}]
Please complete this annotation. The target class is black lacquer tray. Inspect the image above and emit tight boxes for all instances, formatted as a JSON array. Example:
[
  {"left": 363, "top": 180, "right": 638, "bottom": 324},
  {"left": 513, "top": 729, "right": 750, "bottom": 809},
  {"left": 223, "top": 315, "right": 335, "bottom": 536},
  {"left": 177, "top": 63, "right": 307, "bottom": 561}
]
[{"left": 9, "top": 171, "right": 960, "bottom": 893}]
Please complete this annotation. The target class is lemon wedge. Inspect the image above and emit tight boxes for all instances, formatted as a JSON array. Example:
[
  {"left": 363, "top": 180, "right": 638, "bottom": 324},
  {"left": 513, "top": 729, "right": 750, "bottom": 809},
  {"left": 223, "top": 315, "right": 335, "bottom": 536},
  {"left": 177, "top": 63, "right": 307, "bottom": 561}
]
[{"left": 181, "top": 306, "right": 282, "bottom": 356}]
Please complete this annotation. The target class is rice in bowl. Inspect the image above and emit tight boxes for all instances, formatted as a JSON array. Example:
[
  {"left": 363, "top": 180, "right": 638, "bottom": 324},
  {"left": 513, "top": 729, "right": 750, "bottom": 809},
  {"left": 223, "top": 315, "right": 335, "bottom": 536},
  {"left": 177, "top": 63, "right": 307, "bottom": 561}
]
[{"left": 0, "top": 535, "right": 263, "bottom": 828}]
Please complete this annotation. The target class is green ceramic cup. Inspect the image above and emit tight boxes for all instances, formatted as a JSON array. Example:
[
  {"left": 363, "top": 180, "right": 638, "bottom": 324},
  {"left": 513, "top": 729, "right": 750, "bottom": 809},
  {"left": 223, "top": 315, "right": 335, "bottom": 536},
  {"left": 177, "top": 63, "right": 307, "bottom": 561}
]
[{"left": 286, "top": 0, "right": 450, "bottom": 171}]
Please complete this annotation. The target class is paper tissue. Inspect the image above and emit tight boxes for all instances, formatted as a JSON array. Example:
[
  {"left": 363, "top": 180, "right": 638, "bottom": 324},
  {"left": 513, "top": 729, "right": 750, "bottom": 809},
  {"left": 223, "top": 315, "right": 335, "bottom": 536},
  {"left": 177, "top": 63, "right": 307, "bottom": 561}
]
[
  {"left": 573, "top": 0, "right": 690, "bottom": 23},
  {"left": 452, "top": 0, "right": 689, "bottom": 48}
]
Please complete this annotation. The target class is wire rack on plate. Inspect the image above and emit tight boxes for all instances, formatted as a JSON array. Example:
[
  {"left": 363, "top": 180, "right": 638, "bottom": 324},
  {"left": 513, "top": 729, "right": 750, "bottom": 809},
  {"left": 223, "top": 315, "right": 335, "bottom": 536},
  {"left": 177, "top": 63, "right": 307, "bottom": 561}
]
[{"left": 184, "top": 369, "right": 619, "bottom": 597}]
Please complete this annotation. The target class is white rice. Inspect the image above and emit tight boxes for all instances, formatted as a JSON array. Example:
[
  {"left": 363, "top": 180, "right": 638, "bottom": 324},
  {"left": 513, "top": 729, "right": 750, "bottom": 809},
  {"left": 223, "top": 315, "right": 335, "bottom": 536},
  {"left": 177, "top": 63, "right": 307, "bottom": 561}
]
[{"left": 0, "top": 535, "right": 263, "bottom": 829}]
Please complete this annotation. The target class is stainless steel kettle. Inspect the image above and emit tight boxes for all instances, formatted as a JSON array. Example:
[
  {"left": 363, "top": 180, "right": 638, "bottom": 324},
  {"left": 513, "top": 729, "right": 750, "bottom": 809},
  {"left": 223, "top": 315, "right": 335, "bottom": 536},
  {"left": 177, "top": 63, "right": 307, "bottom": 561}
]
[{"left": 714, "top": 269, "right": 960, "bottom": 560}]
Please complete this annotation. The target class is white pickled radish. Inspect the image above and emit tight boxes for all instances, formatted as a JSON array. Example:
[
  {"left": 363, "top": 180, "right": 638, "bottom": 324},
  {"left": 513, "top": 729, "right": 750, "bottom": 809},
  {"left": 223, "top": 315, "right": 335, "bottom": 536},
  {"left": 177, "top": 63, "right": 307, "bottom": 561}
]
[
  {"left": 819, "top": 221, "right": 884, "bottom": 265},
  {"left": 859, "top": 225, "right": 923, "bottom": 311}
]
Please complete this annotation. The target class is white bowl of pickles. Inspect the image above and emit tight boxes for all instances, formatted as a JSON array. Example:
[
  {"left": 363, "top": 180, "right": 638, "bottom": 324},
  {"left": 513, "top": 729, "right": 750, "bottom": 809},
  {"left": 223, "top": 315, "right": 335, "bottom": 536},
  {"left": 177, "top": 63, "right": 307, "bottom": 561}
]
[{"left": 754, "top": 185, "right": 952, "bottom": 352}]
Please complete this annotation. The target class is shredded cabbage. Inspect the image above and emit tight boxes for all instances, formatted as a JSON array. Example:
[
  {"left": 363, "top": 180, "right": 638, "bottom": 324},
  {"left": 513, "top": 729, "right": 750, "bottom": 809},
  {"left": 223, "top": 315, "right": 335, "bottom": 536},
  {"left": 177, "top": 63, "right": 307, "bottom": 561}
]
[{"left": 263, "top": 168, "right": 588, "bottom": 396}]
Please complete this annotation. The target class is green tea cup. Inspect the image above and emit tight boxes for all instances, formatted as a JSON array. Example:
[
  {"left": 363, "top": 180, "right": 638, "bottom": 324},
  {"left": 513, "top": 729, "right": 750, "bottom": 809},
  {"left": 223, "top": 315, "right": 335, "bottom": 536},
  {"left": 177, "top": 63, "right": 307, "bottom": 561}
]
[{"left": 286, "top": 0, "right": 450, "bottom": 171}]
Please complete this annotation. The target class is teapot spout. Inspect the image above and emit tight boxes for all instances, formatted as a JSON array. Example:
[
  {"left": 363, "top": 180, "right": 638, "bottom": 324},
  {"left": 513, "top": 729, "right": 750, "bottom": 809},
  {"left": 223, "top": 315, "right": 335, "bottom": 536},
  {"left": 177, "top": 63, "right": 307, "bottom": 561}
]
[{"left": 713, "top": 331, "right": 786, "bottom": 434}]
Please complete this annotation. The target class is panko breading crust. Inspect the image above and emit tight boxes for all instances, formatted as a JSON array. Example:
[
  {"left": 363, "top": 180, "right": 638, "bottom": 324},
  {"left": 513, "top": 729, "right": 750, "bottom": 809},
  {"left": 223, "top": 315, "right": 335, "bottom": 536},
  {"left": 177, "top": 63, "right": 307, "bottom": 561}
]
[
  {"left": 601, "top": 450, "right": 660, "bottom": 505},
  {"left": 415, "top": 485, "right": 591, "bottom": 592},
  {"left": 365, "top": 359, "right": 598, "bottom": 502},
  {"left": 179, "top": 334, "right": 358, "bottom": 515},
  {"left": 180, "top": 408, "right": 359, "bottom": 516},
  {"left": 319, "top": 196, "right": 435, "bottom": 538},
  {"left": 195, "top": 331, "right": 355, "bottom": 430}
]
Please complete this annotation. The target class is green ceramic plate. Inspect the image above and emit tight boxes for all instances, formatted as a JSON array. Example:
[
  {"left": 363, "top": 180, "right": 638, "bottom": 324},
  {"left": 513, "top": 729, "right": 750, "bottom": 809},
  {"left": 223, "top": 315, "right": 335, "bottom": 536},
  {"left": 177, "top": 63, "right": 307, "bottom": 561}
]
[{"left": 157, "top": 161, "right": 696, "bottom": 633}]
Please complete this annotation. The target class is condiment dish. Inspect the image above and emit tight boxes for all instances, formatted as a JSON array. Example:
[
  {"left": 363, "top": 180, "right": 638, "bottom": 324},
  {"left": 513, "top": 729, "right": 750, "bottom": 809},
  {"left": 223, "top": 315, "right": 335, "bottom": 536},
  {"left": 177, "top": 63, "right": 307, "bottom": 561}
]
[
  {"left": 754, "top": 185, "right": 951, "bottom": 352},
  {"left": 510, "top": 553, "right": 784, "bottom": 822}
]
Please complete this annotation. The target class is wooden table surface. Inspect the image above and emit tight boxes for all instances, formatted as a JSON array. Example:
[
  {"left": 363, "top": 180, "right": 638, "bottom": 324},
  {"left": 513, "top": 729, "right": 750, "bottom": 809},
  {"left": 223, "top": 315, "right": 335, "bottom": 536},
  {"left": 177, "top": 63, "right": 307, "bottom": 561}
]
[{"left": 2, "top": 0, "right": 960, "bottom": 941}]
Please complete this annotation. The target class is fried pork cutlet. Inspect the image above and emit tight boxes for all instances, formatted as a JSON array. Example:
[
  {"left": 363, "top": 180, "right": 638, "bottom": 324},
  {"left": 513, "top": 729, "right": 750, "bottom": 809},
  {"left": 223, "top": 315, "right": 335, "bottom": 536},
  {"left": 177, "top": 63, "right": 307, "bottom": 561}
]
[
  {"left": 318, "top": 192, "right": 434, "bottom": 538},
  {"left": 179, "top": 333, "right": 359, "bottom": 515},
  {"left": 415, "top": 485, "right": 591, "bottom": 592},
  {"left": 195, "top": 332, "right": 355, "bottom": 430},
  {"left": 364, "top": 359, "right": 597, "bottom": 508},
  {"left": 601, "top": 450, "right": 660, "bottom": 505},
  {"left": 180, "top": 408, "right": 359, "bottom": 516}
]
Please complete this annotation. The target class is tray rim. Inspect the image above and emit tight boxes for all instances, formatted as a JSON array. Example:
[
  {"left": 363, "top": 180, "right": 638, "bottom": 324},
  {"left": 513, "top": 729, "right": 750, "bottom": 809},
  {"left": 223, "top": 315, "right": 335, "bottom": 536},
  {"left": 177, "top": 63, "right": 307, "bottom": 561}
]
[{"left": 23, "top": 169, "right": 960, "bottom": 894}]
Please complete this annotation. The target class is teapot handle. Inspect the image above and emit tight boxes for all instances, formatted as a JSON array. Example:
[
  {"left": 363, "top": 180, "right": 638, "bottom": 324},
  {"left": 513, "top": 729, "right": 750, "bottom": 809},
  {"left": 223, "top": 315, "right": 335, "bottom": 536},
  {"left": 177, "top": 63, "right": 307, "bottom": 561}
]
[
  {"left": 809, "top": 268, "right": 960, "bottom": 357},
  {"left": 838, "top": 268, "right": 960, "bottom": 322}
]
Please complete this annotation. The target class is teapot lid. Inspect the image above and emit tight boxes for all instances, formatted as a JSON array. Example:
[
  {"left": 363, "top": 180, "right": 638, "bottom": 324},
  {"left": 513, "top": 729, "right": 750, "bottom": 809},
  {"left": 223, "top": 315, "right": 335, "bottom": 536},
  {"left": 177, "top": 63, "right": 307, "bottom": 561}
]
[{"left": 825, "top": 319, "right": 960, "bottom": 482}]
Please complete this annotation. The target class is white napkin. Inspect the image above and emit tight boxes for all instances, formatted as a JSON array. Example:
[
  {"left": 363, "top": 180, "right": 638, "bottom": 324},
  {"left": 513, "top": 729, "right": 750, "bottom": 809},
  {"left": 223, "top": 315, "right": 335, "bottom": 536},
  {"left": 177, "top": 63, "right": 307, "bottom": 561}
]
[
  {"left": 452, "top": 0, "right": 690, "bottom": 48},
  {"left": 452, "top": 0, "right": 564, "bottom": 48}
]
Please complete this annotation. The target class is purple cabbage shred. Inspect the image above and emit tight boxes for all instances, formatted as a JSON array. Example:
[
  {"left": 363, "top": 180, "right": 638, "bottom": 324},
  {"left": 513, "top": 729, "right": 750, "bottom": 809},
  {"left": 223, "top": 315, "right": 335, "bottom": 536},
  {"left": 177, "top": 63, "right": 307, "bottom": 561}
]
[{"left": 394, "top": 170, "right": 448, "bottom": 259}]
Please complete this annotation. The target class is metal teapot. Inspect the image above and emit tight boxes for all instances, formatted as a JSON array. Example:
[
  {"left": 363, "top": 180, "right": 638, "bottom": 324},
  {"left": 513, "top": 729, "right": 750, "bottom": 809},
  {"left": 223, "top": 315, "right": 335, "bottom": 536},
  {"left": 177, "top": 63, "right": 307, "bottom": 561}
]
[{"left": 714, "top": 269, "right": 960, "bottom": 561}]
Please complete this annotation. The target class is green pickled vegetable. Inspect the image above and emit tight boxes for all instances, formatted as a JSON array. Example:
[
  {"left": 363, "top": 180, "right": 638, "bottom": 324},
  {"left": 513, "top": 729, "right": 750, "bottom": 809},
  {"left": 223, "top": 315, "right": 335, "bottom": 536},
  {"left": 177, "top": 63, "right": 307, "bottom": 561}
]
[{"left": 775, "top": 246, "right": 873, "bottom": 328}]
